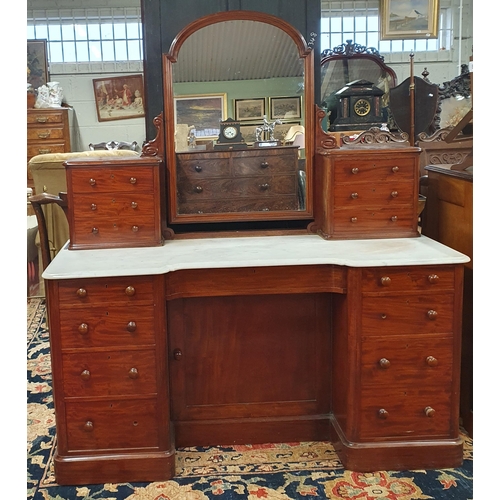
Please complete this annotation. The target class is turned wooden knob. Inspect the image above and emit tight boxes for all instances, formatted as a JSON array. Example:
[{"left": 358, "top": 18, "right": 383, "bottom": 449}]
[
  {"left": 351, "top": 167, "right": 359, "bottom": 174},
  {"left": 128, "top": 367, "right": 139, "bottom": 379},
  {"left": 392, "top": 166, "right": 399, "bottom": 173},
  {"left": 84, "top": 421, "right": 94, "bottom": 432},
  {"left": 260, "top": 183, "right": 270, "bottom": 190},
  {"left": 173, "top": 349, "right": 182, "bottom": 361},
  {"left": 195, "top": 165, "right": 202, "bottom": 172},
  {"left": 380, "top": 313, "right": 387, "bottom": 319},
  {"left": 132, "top": 225, "right": 139, "bottom": 232},
  {"left": 129, "top": 177, "right": 137, "bottom": 184},
  {"left": 76, "top": 288, "right": 87, "bottom": 298},
  {"left": 260, "top": 161, "right": 269, "bottom": 168},
  {"left": 428, "top": 274, "right": 439, "bottom": 284},
  {"left": 89, "top": 178, "right": 96, "bottom": 186},
  {"left": 78, "top": 323, "right": 89, "bottom": 335},
  {"left": 126, "top": 321, "right": 137, "bottom": 332},
  {"left": 427, "top": 310, "right": 438, "bottom": 320},
  {"left": 131, "top": 201, "right": 138, "bottom": 209},
  {"left": 426, "top": 356, "right": 438, "bottom": 367},
  {"left": 351, "top": 192, "right": 359, "bottom": 199},
  {"left": 378, "top": 409, "right": 389, "bottom": 419},
  {"left": 195, "top": 185, "right": 203, "bottom": 193},
  {"left": 425, "top": 406, "right": 436, "bottom": 417},
  {"left": 391, "top": 191, "right": 398, "bottom": 198},
  {"left": 391, "top": 215, "right": 398, "bottom": 222},
  {"left": 92, "top": 227, "right": 99, "bottom": 234},
  {"left": 351, "top": 217, "right": 358, "bottom": 223},
  {"left": 80, "top": 369, "right": 91, "bottom": 380},
  {"left": 380, "top": 276, "right": 391, "bottom": 286},
  {"left": 379, "top": 358, "right": 391, "bottom": 369},
  {"left": 125, "top": 286, "right": 136, "bottom": 296},
  {"left": 90, "top": 203, "right": 97, "bottom": 211}
]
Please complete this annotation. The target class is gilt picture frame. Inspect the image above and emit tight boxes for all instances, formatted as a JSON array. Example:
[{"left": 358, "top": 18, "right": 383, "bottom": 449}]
[
  {"left": 380, "top": 0, "right": 440, "bottom": 40},
  {"left": 27, "top": 39, "right": 49, "bottom": 90},
  {"left": 234, "top": 98, "right": 266, "bottom": 122}
]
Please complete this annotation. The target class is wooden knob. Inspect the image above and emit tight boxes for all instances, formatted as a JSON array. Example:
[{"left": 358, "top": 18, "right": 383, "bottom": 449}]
[
  {"left": 132, "top": 225, "right": 139, "bottom": 232},
  {"left": 260, "top": 162, "right": 269, "bottom": 168},
  {"left": 428, "top": 274, "right": 439, "bottom": 284},
  {"left": 90, "top": 203, "right": 97, "bottom": 211},
  {"left": 427, "top": 310, "right": 438, "bottom": 320},
  {"left": 425, "top": 406, "right": 436, "bottom": 417},
  {"left": 173, "top": 349, "right": 182, "bottom": 361},
  {"left": 379, "top": 358, "right": 391, "bottom": 369},
  {"left": 89, "top": 178, "right": 96, "bottom": 186},
  {"left": 126, "top": 321, "right": 137, "bottom": 332},
  {"left": 392, "top": 166, "right": 399, "bottom": 172},
  {"left": 351, "top": 167, "right": 359, "bottom": 174},
  {"left": 128, "top": 368, "right": 139, "bottom": 379},
  {"left": 391, "top": 216, "right": 398, "bottom": 222},
  {"left": 195, "top": 185, "right": 203, "bottom": 193},
  {"left": 380, "top": 276, "right": 391, "bottom": 286},
  {"left": 80, "top": 369, "right": 91, "bottom": 380},
  {"left": 84, "top": 421, "right": 94, "bottom": 432},
  {"left": 131, "top": 201, "right": 138, "bottom": 209},
  {"left": 92, "top": 227, "right": 99, "bottom": 234},
  {"left": 125, "top": 286, "right": 136, "bottom": 296},
  {"left": 195, "top": 165, "right": 202, "bottom": 172},
  {"left": 76, "top": 288, "right": 87, "bottom": 298},
  {"left": 350, "top": 217, "right": 358, "bottom": 223},
  {"left": 78, "top": 323, "right": 89, "bottom": 335},
  {"left": 351, "top": 192, "right": 358, "bottom": 199},
  {"left": 378, "top": 409, "right": 389, "bottom": 419},
  {"left": 260, "top": 183, "right": 270, "bottom": 190},
  {"left": 426, "top": 356, "right": 438, "bottom": 367},
  {"left": 391, "top": 191, "right": 398, "bottom": 198},
  {"left": 380, "top": 313, "right": 387, "bottom": 319},
  {"left": 129, "top": 177, "right": 137, "bottom": 184}
]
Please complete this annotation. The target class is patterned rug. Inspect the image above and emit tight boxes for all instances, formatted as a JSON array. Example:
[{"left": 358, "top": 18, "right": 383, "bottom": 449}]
[{"left": 27, "top": 298, "right": 473, "bottom": 500}]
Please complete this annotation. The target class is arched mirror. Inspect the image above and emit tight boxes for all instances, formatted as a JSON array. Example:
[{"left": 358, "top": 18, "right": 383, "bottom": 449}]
[{"left": 163, "top": 11, "right": 314, "bottom": 225}]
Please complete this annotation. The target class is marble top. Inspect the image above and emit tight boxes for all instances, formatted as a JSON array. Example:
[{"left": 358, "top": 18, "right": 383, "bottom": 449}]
[{"left": 43, "top": 234, "right": 470, "bottom": 280}]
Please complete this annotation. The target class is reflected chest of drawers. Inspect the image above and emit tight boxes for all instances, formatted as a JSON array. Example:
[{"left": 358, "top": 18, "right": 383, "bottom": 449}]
[{"left": 65, "top": 156, "right": 163, "bottom": 249}]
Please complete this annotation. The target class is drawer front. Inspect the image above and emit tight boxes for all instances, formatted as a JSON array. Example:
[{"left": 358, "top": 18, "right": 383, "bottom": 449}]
[
  {"left": 177, "top": 158, "right": 230, "bottom": 178},
  {"left": 28, "top": 142, "right": 67, "bottom": 157},
  {"left": 178, "top": 174, "right": 297, "bottom": 201},
  {"left": 233, "top": 152, "right": 297, "bottom": 176},
  {"left": 27, "top": 111, "right": 65, "bottom": 125},
  {"left": 362, "top": 293, "right": 454, "bottom": 335},
  {"left": 59, "top": 306, "right": 155, "bottom": 349},
  {"left": 58, "top": 277, "right": 154, "bottom": 306},
  {"left": 27, "top": 127, "right": 66, "bottom": 141},
  {"left": 69, "top": 167, "right": 154, "bottom": 193},
  {"left": 334, "top": 158, "right": 416, "bottom": 183},
  {"left": 358, "top": 387, "right": 452, "bottom": 440},
  {"left": 333, "top": 181, "right": 414, "bottom": 206},
  {"left": 330, "top": 206, "right": 415, "bottom": 233},
  {"left": 65, "top": 399, "right": 159, "bottom": 451},
  {"left": 62, "top": 349, "right": 157, "bottom": 397},
  {"left": 178, "top": 195, "right": 299, "bottom": 214},
  {"left": 362, "top": 267, "right": 455, "bottom": 293},
  {"left": 360, "top": 335, "right": 453, "bottom": 386},
  {"left": 71, "top": 193, "right": 156, "bottom": 219}
]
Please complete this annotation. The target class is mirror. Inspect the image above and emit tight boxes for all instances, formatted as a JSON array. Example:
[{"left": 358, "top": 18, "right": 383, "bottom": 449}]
[{"left": 163, "top": 12, "right": 313, "bottom": 224}]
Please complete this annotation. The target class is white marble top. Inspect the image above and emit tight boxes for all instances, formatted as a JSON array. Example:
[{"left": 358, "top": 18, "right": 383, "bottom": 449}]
[{"left": 43, "top": 234, "right": 470, "bottom": 280}]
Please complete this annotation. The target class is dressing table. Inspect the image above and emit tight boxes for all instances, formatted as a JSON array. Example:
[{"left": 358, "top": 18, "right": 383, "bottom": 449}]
[{"left": 42, "top": 9, "right": 470, "bottom": 485}]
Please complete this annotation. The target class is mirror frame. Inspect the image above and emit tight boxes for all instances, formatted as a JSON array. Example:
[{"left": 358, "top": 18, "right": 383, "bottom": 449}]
[{"left": 162, "top": 10, "right": 315, "bottom": 224}]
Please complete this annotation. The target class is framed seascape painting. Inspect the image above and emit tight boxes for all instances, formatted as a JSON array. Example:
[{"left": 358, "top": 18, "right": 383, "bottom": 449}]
[
  {"left": 234, "top": 98, "right": 266, "bottom": 122},
  {"left": 174, "top": 93, "right": 227, "bottom": 139},
  {"left": 27, "top": 40, "right": 49, "bottom": 90},
  {"left": 269, "top": 96, "right": 302, "bottom": 121},
  {"left": 93, "top": 74, "right": 145, "bottom": 122},
  {"left": 380, "top": 0, "right": 440, "bottom": 40}
]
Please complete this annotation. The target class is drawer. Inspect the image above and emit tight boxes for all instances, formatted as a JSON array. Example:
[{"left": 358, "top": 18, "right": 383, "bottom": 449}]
[
  {"left": 71, "top": 193, "right": 156, "bottom": 218},
  {"left": 62, "top": 349, "right": 157, "bottom": 397},
  {"left": 178, "top": 195, "right": 299, "bottom": 214},
  {"left": 361, "top": 293, "right": 454, "bottom": 335},
  {"left": 28, "top": 142, "right": 67, "bottom": 157},
  {"left": 58, "top": 277, "right": 155, "bottom": 307},
  {"left": 59, "top": 305, "right": 155, "bottom": 349},
  {"left": 177, "top": 158, "right": 230, "bottom": 178},
  {"left": 334, "top": 158, "right": 416, "bottom": 183},
  {"left": 333, "top": 181, "right": 414, "bottom": 205},
  {"left": 178, "top": 174, "right": 297, "bottom": 201},
  {"left": 358, "top": 387, "right": 452, "bottom": 440},
  {"left": 360, "top": 334, "right": 453, "bottom": 387},
  {"left": 27, "top": 127, "right": 66, "bottom": 141},
  {"left": 68, "top": 166, "right": 155, "bottom": 193},
  {"left": 233, "top": 152, "right": 297, "bottom": 176},
  {"left": 330, "top": 206, "right": 415, "bottom": 233},
  {"left": 27, "top": 111, "right": 65, "bottom": 125},
  {"left": 64, "top": 398, "right": 159, "bottom": 451},
  {"left": 362, "top": 266, "right": 455, "bottom": 293}
]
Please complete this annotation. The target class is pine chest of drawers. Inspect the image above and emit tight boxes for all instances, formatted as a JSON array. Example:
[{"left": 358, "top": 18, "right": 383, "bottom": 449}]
[
  {"left": 314, "top": 144, "right": 420, "bottom": 239},
  {"left": 174, "top": 146, "right": 300, "bottom": 221},
  {"left": 45, "top": 274, "right": 175, "bottom": 484},
  {"left": 65, "top": 156, "right": 163, "bottom": 249}
]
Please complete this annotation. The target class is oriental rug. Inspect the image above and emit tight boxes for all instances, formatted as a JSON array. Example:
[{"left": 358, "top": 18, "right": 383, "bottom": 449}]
[{"left": 27, "top": 298, "right": 473, "bottom": 500}]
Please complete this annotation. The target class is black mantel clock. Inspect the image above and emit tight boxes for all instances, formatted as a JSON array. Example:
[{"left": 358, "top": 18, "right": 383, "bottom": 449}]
[
  {"left": 214, "top": 118, "right": 248, "bottom": 150},
  {"left": 330, "top": 79, "right": 386, "bottom": 132}
]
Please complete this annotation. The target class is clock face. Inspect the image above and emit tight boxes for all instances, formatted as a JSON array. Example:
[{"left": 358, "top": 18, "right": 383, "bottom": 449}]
[
  {"left": 223, "top": 126, "right": 238, "bottom": 139},
  {"left": 353, "top": 98, "right": 371, "bottom": 117}
]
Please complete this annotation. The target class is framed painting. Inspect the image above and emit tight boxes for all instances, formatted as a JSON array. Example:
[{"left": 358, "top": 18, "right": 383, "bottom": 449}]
[
  {"left": 27, "top": 40, "right": 49, "bottom": 90},
  {"left": 269, "top": 96, "right": 302, "bottom": 120},
  {"left": 175, "top": 93, "right": 227, "bottom": 139},
  {"left": 240, "top": 123, "right": 260, "bottom": 144},
  {"left": 380, "top": 0, "right": 440, "bottom": 40},
  {"left": 234, "top": 98, "right": 266, "bottom": 122},
  {"left": 93, "top": 74, "right": 145, "bottom": 122}
]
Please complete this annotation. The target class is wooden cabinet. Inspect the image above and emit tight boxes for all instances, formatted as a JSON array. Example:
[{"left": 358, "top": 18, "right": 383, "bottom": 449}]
[
  {"left": 27, "top": 107, "right": 74, "bottom": 188},
  {"left": 65, "top": 156, "right": 164, "bottom": 249},
  {"left": 174, "top": 146, "right": 301, "bottom": 221},
  {"left": 314, "top": 145, "right": 420, "bottom": 239},
  {"left": 46, "top": 275, "right": 175, "bottom": 485}
]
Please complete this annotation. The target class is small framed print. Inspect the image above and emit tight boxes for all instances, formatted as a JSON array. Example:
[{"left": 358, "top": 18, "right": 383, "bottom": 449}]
[
  {"left": 234, "top": 98, "right": 266, "bottom": 121},
  {"left": 270, "top": 96, "right": 302, "bottom": 120},
  {"left": 27, "top": 40, "right": 49, "bottom": 89}
]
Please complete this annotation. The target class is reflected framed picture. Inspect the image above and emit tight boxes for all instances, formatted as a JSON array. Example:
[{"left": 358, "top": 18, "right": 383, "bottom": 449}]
[
  {"left": 234, "top": 98, "right": 266, "bottom": 121},
  {"left": 27, "top": 40, "right": 49, "bottom": 90},
  {"left": 380, "top": 0, "right": 440, "bottom": 40},
  {"left": 93, "top": 74, "right": 145, "bottom": 122},
  {"left": 270, "top": 96, "right": 302, "bottom": 120},
  {"left": 175, "top": 93, "right": 227, "bottom": 139}
]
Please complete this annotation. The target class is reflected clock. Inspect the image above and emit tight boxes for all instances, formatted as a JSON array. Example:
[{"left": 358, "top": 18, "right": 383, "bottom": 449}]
[{"left": 215, "top": 118, "right": 247, "bottom": 150}]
